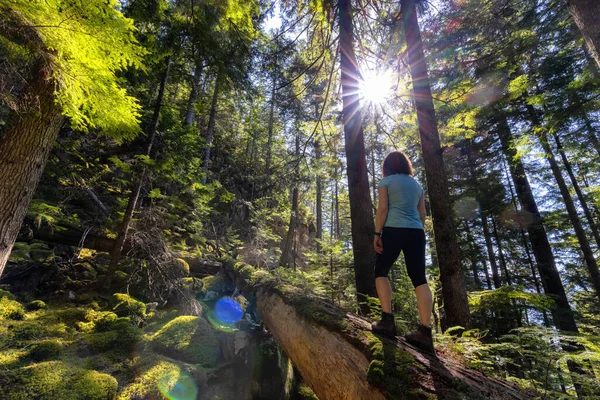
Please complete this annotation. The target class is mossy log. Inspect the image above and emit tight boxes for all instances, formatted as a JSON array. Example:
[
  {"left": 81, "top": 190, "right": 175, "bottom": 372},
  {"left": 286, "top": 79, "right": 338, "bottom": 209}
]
[{"left": 224, "top": 261, "right": 532, "bottom": 400}]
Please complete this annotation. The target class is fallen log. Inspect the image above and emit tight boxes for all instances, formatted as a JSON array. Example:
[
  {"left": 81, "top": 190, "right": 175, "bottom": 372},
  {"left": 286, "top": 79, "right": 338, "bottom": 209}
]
[{"left": 224, "top": 260, "right": 532, "bottom": 400}]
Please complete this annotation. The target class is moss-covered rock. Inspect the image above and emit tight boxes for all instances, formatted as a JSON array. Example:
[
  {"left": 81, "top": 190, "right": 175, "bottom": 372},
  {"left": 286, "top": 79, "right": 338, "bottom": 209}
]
[
  {"left": 29, "top": 340, "right": 63, "bottom": 362},
  {"left": 118, "top": 359, "right": 199, "bottom": 400},
  {"left": 84, "top": 319, "right": 141, "bottom": 355},
  {"left": 174, "top": 258, "right": 190, "bottom": 276},
  {"left": 0, "top": 296, "right": 25, "bottom": 321},
  {"left": 151, "top": 316, "right": 220, "bottom": 366},
  {"left": 70, "top": 370, "right": 118, "bottom": 400},
  {"left": 72, "top": 262, "right": 97, "bottom": 280},
  {"left": 26, "top": 300, "right": 47, "bottom": 311},
  {"left": 0, "top": 288, "right": 16, "bottom": 300},
  {"left": 201, "top": 275, "right": 234, "bottom": 299},
  {"left": 112, "top": 293, "right": 146, "bottom": 319},
  {"left": 0, "top": 361, "right": 117, "bottom": 400}
]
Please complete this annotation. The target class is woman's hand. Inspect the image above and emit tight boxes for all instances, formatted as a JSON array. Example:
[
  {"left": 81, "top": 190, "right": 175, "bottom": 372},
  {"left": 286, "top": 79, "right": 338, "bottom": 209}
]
[{"left": 374, "top": 235, "right": 383, "bottom": 254}]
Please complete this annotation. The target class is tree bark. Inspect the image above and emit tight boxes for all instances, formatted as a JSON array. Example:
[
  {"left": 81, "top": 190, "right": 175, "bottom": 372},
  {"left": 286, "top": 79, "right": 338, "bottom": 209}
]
[
  {"left": 184, "top": 61, "right": 204, "bottom": 126},
  {"left": 281, "top": 133, "right": 300, "bottom": 267},
  {"left": 0, "top": 65, "right": 64, "bottom": 277},
  {"left": 491, "top": 217, "right": 512, "bottom": 286},
  {"left": 525, "top": 104, "right": 600, "bottom": 301},
  {"left": 481, "top": 214, "right": 502, "bottom": 289},
  {"left": 225, "top": 261, "right": 532, "bottom": 400},
  {"left": 568, "top": 0, "right": 600, "bottom": 68},
  {"left": 464, "top": 221, "right": 482, "bottom": 290},
  {"left": 315, "top": 139, "right": 323, "bottom": 253},
  {"left": 202, "top": 70, "right": 222, "bottom": 185},
  {"left": 552, "top": 130, "right": 600, "bottom": 250},
  {"left": 400, "top": 0, "right": 471, "bottom": 329},
  {"left": 582, "top": 113, "right": 600, "bottom": 159},
  {"left": 338, "top": 0, "right": 378, "bottom": 314},
  {"left": 495, "top": 112, "right": 577, "bottom": 332},
  {"left": 265, "top": 74, "right": 276, "bottom": 175},
  {"left": 105, "top": 58, "right": 171, "bottom": 285}
]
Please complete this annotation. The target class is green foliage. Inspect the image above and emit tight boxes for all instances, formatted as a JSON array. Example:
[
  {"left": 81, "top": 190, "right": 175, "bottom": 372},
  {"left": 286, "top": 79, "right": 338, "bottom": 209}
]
[
  {"left": 1, "top": 0, "right": 145, "bottom": 136},
  {"left": 150, "top": 316, "right": 220, "bottom": 366}
]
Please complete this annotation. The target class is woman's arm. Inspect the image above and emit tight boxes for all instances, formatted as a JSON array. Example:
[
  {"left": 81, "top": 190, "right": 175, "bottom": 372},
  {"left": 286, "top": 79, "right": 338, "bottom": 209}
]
[
  {"left": 418, "top": 194, "right": 426, "bottom": 227},
  {"left": 375, "top": 187, "right": 388, "bottom": 233},
  {"left": 374, "top": 187, "right": 388, "bottom": 254}
]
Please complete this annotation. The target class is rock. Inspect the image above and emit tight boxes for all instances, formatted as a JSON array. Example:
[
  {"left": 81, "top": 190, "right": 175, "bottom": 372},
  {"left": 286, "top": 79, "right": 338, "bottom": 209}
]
[
  {"left": 27, "top": 300, "right": 47, "bottom": 311},
  {"left": 150, "top": 316, "right": 220, "bottom": 366},
  {"left": 29, "top": 340, "right": 63, "bottom": 361}
]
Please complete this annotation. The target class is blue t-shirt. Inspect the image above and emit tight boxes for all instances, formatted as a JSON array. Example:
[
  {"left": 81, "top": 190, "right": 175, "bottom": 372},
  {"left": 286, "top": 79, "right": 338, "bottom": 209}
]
[{"left": 377, "top": 174, "right": 424, "bottom": 229}]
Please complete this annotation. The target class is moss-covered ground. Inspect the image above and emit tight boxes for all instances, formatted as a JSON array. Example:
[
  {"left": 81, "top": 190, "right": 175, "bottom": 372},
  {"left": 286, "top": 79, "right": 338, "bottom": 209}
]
[{"left": 0, "top": 289, "right": 227, "bottom": 399}]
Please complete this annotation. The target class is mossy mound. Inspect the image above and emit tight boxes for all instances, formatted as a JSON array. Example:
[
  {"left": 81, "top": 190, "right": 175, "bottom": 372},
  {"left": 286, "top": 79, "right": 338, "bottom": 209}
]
[
  {"left": 85, "top": 319, "right": 141, "bottom": 354},
  {"left": 29, "top": 340, "right": 63, "bottom": 361},
  {"left": 0, "top": 288, "right": 16, "bottom": 300},
  {"left": 112, "top": 293, "right": 146, "bottom": 320},
  {"left": 201, "top": 275, "right": 234, "bottom": 298},
  {"left": 0, "top": 296, "right": 25, "bottom": 321},
  {"left": 150, "top": 316, "right": 220, "bottom": 366},
  {"left": 118, "top": 358, "right": 201, "bottom": 400},
  {"left": 0, "top": 361, "right": 117, "bottom": 400},
  {"left": 26, "top": 300, "right": 47, "bottom": 311}
]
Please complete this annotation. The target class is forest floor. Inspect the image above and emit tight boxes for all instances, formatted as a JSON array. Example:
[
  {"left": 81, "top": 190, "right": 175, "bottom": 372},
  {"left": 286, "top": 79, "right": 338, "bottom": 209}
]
[{"left": 0, "top": 257, "right": 318, "bottom": 400}]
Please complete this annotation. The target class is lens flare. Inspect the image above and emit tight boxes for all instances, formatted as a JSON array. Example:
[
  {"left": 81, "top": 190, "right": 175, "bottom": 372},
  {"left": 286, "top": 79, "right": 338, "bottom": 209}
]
[
  {"left": 157, "top": 371, "right": 198, "bottom": 400},
  {"left": 207, "top": 297, "right": 244, "bottom": 332},
  {"left": 454, "top": 197, "right": 480, "bottom": 220},
  {"left": 215, "top": 297, "right": 243, "bottom": 324},
  {"left": 359, "top": 70, "right": 392, "bottom": 104}
]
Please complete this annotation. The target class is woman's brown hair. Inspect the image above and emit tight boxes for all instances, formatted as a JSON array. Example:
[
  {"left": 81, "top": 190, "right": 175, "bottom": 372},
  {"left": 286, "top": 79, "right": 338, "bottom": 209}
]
[{"left": 382, "top": 151, "right": 413, "bottom": 177}]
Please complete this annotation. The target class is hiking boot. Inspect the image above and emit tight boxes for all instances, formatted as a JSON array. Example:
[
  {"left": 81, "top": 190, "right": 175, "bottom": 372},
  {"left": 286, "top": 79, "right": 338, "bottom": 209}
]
[
  {"left": 404, "top": 324, "right": 434, "bottom": 353},
  {"left": 371, "top": 312, "right": 397, "bottom": 337}
]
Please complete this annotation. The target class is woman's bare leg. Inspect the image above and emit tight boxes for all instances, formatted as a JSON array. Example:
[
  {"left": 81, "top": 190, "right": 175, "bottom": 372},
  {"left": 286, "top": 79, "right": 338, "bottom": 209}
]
[
  {"left": 376, "top": 277, "right": 393, "bottom": 314},
  {"left": 415, "top": 283, "right": 432, "bottom": 327}
]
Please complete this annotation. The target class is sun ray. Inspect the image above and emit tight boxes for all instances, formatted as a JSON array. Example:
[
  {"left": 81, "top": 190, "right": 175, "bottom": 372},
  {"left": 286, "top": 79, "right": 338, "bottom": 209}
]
[{"left": 359, "top": 70, "right": 392, "bottom": 104}]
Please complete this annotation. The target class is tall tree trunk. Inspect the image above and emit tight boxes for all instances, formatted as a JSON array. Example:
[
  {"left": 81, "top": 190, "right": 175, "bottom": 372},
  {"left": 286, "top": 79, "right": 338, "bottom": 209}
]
[
  {"left": 315, "top": 139, "right": 323, "bottom": 253},
  {"left": 281, "top": 133, "right": 300, "bottom": 267},
  {"left": 265, "top": 74, "right": 276, "bottom": 175},
  {"left": 400, "top": 0, "right": 471, "bottom": 329},
  {"left": 482, "top": 214, "right": 502, "bottom": 289},
  {"left": 495, "top": 112, "right": 577, "bottom": 332},
  {"left": 184, "top": 61, "right": 203, "bottom": 126},
  {"left": 202, "top": 70, "right": 222, "bottom": 185},
  {"left": 105, "top": 58, "right": 171, "bottom": 285},
  {"left": 335, "top": 164, "right": 341, "bottom": 240},
  {"left": 503, "top": 157, "right": 543, "bottom": 294},
  {"left": 582, "top": 113, "right": 600, "bottom": 159},
  {"left": 525, "top": 104, "right": 600, "bottom": 301},
  {"left": 0, "top": 65, "right": 64, "bottom": 277},
  {"left": 464, "top": 221, "right": 482, "bottom": 290},
  {"left": 338, "top": 0, "right": 378, "bottom": 314},
  {"left": 491, "top": 217, "right": 512, "bottom": 286},
  {"left": 552, "top": 130, "right": 600, "bottom": 250},
  {"left": 568, "top": 0, "right": 600, "bottom": 68}
]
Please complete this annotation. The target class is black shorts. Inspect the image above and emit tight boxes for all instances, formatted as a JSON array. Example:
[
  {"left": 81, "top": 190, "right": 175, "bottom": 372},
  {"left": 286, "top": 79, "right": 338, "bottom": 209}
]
[{"left": 374, "top": 227, "right": 427, "bottom": 287}]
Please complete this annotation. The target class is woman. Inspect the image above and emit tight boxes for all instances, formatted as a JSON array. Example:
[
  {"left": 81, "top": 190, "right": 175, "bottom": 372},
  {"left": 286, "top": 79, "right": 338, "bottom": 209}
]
[{"left": 371, "top": 151, "right": 434, "bottom": 352}]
